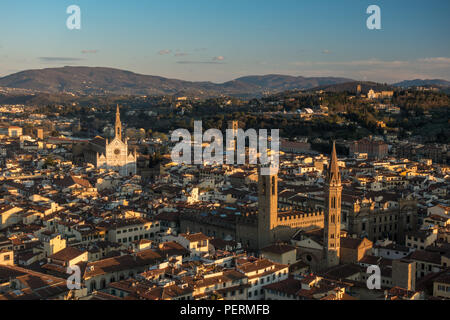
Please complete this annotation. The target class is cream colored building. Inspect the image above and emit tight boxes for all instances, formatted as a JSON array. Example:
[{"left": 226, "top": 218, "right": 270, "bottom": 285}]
[
  {"left": 0, "top": 206, "right": 23, "bottom": 229},
  {"left": 0, "top": 250, "right": 14, "bottom": 266},
  {"left": 43, "top": 234, "right": 67, "bottom": 257},
  {"left": 8, "top": 126, "right": 22, "bottom": 137},
  {"left": 175, "top": 233, "right": 210, "bottom": 257},
  {"left": 433, "top": 274, "right": 450, "bottom": 299},
  {"left": 236, "top": 258, "right": 289, "bottom": 300},
  {"left": 101, "top": 218, "right": 160, "bottom": 245}
]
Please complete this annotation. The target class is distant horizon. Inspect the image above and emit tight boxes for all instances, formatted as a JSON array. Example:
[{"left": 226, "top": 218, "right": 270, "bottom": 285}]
[
  {"left": 1, "top": 65, "right": 449, "bottom": 85},
  {"left": 0, "top": 1, "right": 449, "bottom": 83}
]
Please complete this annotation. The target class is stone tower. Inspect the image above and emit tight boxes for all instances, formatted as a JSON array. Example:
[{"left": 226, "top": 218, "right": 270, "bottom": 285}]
[
  {"left": 323, "top": 141, "right": 342, "bottom": 268},
  {"left": 257, "top": 167, "right": 278, "bottom": 250},
  {"left": 227, "top": 121, "right": 239, "bottom": 164},
  {"left": 357, "top": 84, "right": 362, "bottom": 96},
  {"left": 228, "top": 120, "right": 239, "bottom": 133},
  {"left": 392, "top": 259, "right": 416, "bottom": 291},
  {"left": 115, "top": 105, "right": 122, "bottom": 141}
]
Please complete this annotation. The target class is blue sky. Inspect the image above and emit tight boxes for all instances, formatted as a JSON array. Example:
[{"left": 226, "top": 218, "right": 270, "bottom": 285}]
[{"left": 0, "top": 0, "right": 449, "bottom": 82}]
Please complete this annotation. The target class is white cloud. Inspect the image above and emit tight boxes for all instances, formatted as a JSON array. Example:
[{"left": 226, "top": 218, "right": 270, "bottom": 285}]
[
  {"left": 158, "top": 49, "right": 172, "bottom": 55},
  {"left": 213, "top": 56, "right": 225, "bottom": 61},
  {"left": 289, "top": 57, "right": 450, "bottom": 83},
  {"left": 39, "top": 57, "right": 84, "bottom": 62},
  {"left": 418, "top": 57, "right": 450, "bottom": 64}
]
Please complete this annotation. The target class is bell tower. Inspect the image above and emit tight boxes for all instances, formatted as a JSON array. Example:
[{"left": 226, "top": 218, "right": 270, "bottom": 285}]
[
  {"left": 323, "top": 141, "right": 342, "bottom": 268},
  {"left": 115, "top": 105, "right": 122, "bottom": 141},
  {"left": 257, "top": 167, "right": 278, "bottom": 250},
  {"left": 227, "top": 120, "right": 239, "bottom": 164}
]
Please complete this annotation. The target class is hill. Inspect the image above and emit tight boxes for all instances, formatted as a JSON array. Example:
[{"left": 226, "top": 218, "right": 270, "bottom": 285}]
[
  {"left": 393, "top": 79, "right": 450, "bottom": 88},
  {"left": 307, "top": 81, "right": 396, "bottom": 93},
  {"left": 0, "top": 67, "right": 353, "bottom": 98}
]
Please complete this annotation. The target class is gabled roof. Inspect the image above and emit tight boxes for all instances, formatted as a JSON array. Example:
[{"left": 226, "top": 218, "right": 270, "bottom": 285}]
[
  {"left": 48, "top": 246, "right": 86, "bottom": 262},
  {"left": 54, "top": 175, "right": 92, "bottom": 189},
  {"left": 409, "top": 250, "right": 441, "bottom": 265},
  {"left": 261, "top": 244, "right": 296, "bottom": 255},
  {"left": 340, "top": 237, "right": 372, "bottom": 250}
]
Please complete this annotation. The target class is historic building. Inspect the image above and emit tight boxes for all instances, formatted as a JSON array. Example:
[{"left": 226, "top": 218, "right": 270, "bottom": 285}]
[
  {"left": 179, "top": 166, "right": 324, "bottom": 252},
  {"left": 257, "top": 169, "right": 278, "bottom": 249},
  {"left": 179, "top": 145, "right": 346, "bottom": 254},
  {"left": 74, "top": 105, "right": 137, "bottom": 176},
  {"left": 288, "top": 143, "right": 347, "bottom": 271},
  {"left": 346, "top": 196, "right": 418, "bottom": 244},
  {"left": 349, "top": 137, "right": 389, "bottom": 159},
  {"left": 179, "top": 144, "right": 347, "bottom": 270},
  {"left": 323, "top": 142, "right": 342, "bottom": 268}
]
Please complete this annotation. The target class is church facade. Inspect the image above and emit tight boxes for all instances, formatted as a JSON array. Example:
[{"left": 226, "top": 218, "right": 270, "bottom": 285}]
[{"left": 77, "top": 105, "right": 137, "bottom": 176}]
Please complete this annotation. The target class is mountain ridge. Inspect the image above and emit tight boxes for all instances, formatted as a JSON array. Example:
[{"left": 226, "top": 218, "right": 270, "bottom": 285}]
[
  {"left": 0, "top": 66, "right": 448, "bottom": 97},
  {"left": 392, "top": 79, "right": 450, "bottom": 88},
  {"left": 0, "top": 66, "right": 353, "bottom": 97}
]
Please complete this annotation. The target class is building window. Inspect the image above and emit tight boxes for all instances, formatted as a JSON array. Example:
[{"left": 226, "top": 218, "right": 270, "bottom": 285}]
[{"left": 272, "top": 177, "right": 276, "bottom": 195}]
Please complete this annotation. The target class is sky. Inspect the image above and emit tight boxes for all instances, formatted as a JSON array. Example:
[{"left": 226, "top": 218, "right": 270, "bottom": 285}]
[{"left": 0, "top": 0, "right": 449, "bottom": 83}]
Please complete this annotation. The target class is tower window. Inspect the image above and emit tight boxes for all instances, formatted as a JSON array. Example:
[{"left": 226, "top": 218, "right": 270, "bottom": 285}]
[
  {"left": 272, "top": 176, "right": 276, "bottom": 195},
  {"left": 331, "top": 197, "right": 336, "bottom": 209}
]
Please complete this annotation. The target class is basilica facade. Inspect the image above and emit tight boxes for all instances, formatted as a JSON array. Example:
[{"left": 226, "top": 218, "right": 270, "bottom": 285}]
[{"left": 77, "top": 105, "right": 137, "bottom": 176}]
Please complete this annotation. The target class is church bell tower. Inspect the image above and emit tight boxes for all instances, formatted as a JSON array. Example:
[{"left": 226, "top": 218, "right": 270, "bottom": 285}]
[
  {"left": 257, "top": 166, "right": 278, "bottom": 250},
  {"left": 323, "top": 141, "right": 342, "bottom": 268},
  {"left": 115, "top": 105, "right": 122, "bottom": 141}
]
